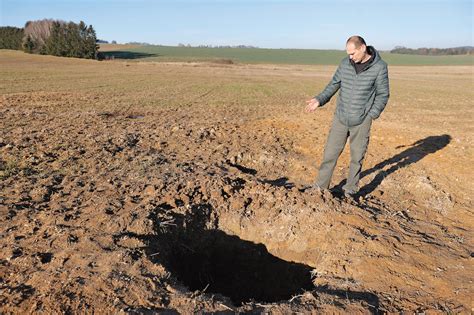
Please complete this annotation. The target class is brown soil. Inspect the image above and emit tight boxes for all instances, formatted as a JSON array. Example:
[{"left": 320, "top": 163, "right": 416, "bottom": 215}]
[{"left": 0, "top": 51, "right": 473, "bottom": 313}]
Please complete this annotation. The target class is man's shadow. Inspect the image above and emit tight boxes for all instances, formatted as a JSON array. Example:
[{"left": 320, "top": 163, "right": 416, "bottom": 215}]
[{"left": 333, "top": 134, "right": 451, "bottom": 196}]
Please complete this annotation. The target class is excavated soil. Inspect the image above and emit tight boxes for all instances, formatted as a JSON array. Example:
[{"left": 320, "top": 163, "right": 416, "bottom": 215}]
[{"left": 0, "top": 51, "right": 473, "bottom": 313}]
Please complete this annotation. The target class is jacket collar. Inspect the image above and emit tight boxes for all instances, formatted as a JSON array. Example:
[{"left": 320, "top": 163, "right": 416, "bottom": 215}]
[{"left": 349, "top": 46, "right": 380, "bottom": 72}]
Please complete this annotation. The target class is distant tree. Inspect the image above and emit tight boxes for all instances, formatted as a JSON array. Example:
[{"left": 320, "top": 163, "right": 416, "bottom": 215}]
[
  {"left": 111, "top": 40, "right": 117, "bottom": 44},
  {"left": 391, "top": 45, "right": 473, "bottom": 55},
  {"left": 0, "top": 27, "right": 24, "bottom": 50},
  {"left": 77, "top": 21, "right": 88, "bottom": 57},
  {"left": 66, "top": 21, "right": 81, "bottom": 57},
  {"left": 31, "top": 19, "right": 98, "bottom": 59},
  {"left": 44, "top": 21, "right": 62, "bottom": 56},
  {"left": 23, "top": 19, "right": 55, "bottom": 54},
  {"left": 85, "top": 25, "right": 98, "bottom": 58},
  {"left": 22, "top": 34, "right": 35, "bottom": 53},
  {"left": 125, "top": 41, "right": 151, "bottom": 45}
]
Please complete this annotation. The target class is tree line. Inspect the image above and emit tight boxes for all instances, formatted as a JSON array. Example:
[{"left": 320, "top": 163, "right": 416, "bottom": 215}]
[
  {"left": 0, "top": 27, "right": 24, "bottom": 50},
  {"left": 0, "top": 19, "right": 98, "bottom": 59},
  {"left": 177, "top": 43, "right": 259, "bottom": 49},
  {"left": 390, "top": 46, "right": 473, "bottom": 55}
]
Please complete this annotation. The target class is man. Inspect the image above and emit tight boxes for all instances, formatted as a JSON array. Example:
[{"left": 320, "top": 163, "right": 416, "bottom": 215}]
[{"left": 305, "top": 35, "right": 390, "bottom": 197}]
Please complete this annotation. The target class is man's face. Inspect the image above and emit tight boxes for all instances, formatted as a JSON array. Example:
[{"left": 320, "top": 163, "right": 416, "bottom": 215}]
[{"left": 346, "top": 42, "right": 366, "bottom": 63}]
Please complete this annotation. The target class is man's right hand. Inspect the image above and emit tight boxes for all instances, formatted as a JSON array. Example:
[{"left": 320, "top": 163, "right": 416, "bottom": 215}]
[{"left": 305, "top": 98, "right": 320, "bottom": 112}]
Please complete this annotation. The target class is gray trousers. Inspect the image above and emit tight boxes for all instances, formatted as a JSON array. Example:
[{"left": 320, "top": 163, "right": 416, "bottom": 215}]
[{"left": 316, "top": 115, "right": 372, "bottom": 192}]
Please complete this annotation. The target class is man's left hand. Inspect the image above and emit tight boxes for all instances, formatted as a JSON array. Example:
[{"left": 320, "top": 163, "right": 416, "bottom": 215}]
[{"left": 305, "top": 98, "right": 320, "bottom": 112}]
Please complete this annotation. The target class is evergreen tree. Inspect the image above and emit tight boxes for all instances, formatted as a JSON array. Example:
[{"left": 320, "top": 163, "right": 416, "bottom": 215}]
[
  {"left": 22, "top": 34, "right": 35, "bottom": 53},
  {"left": 66, "top": 22, "right": 81, "bottom": 57},
  {"left": 84, "top": 24, "right": 98, "bottom": 59},
  {"left": 0, "top": 27, "right": 24, "bottom": 50},
  {"left": 44, "top": 21, "right": 62, "bottom": 56},
  {"left": 78, "top": 21, "right": 88, "bottom": 57}
]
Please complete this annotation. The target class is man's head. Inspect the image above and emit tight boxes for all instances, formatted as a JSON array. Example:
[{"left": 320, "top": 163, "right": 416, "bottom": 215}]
[{"left": 346, "top": 35, "right": 368, "bottom": 63}]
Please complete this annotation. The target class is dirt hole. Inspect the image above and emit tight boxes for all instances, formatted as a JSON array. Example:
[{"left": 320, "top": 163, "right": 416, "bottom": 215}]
[
  {"left": 169, "top": 229, "right": 314, "bottom": 305},
  {"left": 147, "top": 203, "right": 314, "bottom": 306}
]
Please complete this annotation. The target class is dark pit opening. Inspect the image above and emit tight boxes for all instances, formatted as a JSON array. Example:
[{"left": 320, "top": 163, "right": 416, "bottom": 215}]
[
  {"left": 146, "top": 203, "right": 314, "bottom": 306},
  {"left": 168, "top": 229, "right": 314, "bottom": 305}
]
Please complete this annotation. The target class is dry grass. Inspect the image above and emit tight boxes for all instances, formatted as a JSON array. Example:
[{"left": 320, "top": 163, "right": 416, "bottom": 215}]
[{"left": 98, "top": 43, "right": 142, "bottom": 52}]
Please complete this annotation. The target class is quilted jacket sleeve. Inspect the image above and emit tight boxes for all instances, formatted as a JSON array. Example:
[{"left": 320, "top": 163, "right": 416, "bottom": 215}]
[
  {"left": 314, "top": 65, "right": 342, "bottom": 106},
  {"left": 368, "top": 63, "right": 390, "bottom": 119}
]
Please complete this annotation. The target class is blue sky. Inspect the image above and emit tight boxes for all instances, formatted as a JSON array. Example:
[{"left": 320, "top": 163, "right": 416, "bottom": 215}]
[{"left": 1, "top": 0, "right": 472, "bottom": 50}]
